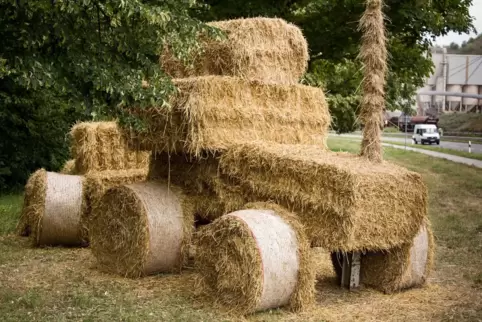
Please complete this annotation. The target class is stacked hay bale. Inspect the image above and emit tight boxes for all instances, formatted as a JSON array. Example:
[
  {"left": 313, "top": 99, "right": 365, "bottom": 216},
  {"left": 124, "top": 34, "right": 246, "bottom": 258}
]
[
  {"left": 16, "top": 121, "right": 149, "bottom": 246},
  {"left": 161, "top": 18, "right": 309, "bottom": 85},
  {"left": 70, "top": 122, "right": 149, "bottom": 173}
]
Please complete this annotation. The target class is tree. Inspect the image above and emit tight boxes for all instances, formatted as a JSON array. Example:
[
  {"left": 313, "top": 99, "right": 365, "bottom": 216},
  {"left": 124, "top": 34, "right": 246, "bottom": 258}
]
[
  {"left": 0, "top": 0, "right": 218, "bottom": 190},
  {"left": 449, "top": 42, "right": 460, "bottom": 50}
]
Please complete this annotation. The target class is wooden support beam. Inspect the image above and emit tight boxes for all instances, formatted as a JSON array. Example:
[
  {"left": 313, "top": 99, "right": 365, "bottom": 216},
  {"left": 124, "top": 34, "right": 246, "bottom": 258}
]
[{"left": 341, "top": 252, "right": 361, "bottom": 290}]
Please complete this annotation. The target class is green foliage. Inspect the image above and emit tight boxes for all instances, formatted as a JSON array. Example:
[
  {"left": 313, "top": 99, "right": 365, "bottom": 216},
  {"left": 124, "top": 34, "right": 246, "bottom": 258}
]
[
  {"left": 303, "top": 59, "right": 361, "bottom": 132},
  {"left": 0, "top": 0, "right": 215, "bottom": 190},
  {"left": 0, "top": 80, "right": 84, "bottom": 191}
]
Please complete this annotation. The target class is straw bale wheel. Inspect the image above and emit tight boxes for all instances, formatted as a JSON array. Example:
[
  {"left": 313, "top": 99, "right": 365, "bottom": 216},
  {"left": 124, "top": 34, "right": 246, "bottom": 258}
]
[
  {"left": 330, "top": 222, "right": 434, "bottom": 292},
  {"left": 20, "top": 169, "right": 85, "bottom": 246},
  {"left": 89, "top": 181, "right": 194, "bottom": 277},
  {"left": 195, "top": 203, "right": 314, "bottom": 314}
]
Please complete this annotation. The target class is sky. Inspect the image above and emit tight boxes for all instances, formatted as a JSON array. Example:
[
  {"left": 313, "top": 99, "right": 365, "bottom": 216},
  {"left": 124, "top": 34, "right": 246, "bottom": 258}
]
[{"left": 434, "top": 0, "right": 482, "bottom": 46}]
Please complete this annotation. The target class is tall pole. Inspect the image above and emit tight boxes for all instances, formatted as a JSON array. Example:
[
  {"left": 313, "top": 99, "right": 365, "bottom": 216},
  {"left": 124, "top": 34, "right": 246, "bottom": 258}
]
[
  {"left": 442, "top": 48, "right": 447, "bottom": 113},
  {"left": 405, "top": 114, "right": 408, "bottom": 149},
  {"left": 359, "top": 0, "right": 387, "bottom": 163}
]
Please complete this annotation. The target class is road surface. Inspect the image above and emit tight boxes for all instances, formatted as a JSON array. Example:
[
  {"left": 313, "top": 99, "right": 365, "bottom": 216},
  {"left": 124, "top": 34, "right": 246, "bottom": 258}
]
[{"left": 335, "top": 134, "right": 482, "bottom": 154}]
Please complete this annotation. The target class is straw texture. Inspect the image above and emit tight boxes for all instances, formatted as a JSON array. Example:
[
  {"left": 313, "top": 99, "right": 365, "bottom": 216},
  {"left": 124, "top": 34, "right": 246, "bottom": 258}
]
[
  {"left": 24, "top": 171, "right": 85, "bottom": 247},
  {"left": 60, "top": 159, "right": 76, "bottom": 174},
  {"left": 127, "top": 76, "right": 330, "bottom": 155},
  {"left": 195, "top": 202, "right": 314, "bottom": 314},
  {"left": 147, "top": 152, "right": 226, "bottom": 220},
  {"left": 81, "top": 169, "right": 148, "bottom": 243},
  {"left": 161, "top": 18, "right": 309, "bottom": 85},
  {"left": 70, "top": 121, "right": 150, "bottom": 173},
  {"left": 90, "top": 182, "right": 195, "bottom": 277},
  {"left": 361, "top": 222, "right": 435, "bottom": 293},
  {"left": 16, "top": 169, "right": 47, "bottom": 237},
  {"left": 359, "top": 0, "right": 387, "bottom": 163},
  {"left": 218, "top": 142, "right": 428, "bottom": 252}
]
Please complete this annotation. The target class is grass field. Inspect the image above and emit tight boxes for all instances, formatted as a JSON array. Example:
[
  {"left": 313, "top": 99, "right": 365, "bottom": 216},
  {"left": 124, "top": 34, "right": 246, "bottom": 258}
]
[
  {"left": 0, "top": 140, "right": 481, "bottom": 321},
  {"left": 386, "top": 141, "right": 482, "bottom": 161}
]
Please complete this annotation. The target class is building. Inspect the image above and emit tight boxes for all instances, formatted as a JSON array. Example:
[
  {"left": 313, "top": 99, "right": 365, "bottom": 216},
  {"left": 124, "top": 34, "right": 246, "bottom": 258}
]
[{"left": 417, "top": 48, "right": 482, "bottom": 115}]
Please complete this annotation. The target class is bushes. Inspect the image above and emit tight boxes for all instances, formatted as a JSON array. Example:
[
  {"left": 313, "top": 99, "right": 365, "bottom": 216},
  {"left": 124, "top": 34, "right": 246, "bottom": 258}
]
[{"left": 0, "top": 80, "right": 86, "bottom": 192}]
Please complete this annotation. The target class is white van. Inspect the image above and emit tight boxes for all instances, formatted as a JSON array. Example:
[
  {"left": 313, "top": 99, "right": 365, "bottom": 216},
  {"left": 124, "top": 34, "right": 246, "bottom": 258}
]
[{"left": 412, "top": 124, "right": 440, "bottom": 145}]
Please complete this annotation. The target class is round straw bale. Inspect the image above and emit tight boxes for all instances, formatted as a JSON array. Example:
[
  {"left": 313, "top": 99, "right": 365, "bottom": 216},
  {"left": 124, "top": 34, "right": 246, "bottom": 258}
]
[
  {"left": 195, "top": 202, "right": 314, "bottom": 314},
  {"left": 26, "top": 171, "right": 84, "bottom": 246},
  {"left": 358, "top": 222, "right": 434, "bottom": 293},
  {"left": 90, "top": 182, "right": 194, "bottom": 277}
]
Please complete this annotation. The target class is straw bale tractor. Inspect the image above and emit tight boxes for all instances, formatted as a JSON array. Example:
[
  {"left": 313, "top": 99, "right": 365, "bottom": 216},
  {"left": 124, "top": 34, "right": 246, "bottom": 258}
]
[
  {"left": 19, "top": 0, "right": 433, "bottom": 316},
  {"left": 90, "top": 11, "right": 433, "bottom": 314}
]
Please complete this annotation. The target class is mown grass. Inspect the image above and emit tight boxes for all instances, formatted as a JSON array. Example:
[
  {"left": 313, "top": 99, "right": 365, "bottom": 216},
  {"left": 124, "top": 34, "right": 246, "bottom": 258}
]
[
  {"left": 381, "top": 132, "right": 482, "bottom": 144},
  {"left": 332, "top": 136, "right": 482, "bottom": 161},
  {"left": 388, "top": 141, "right": 482, "bottom": 161},
  {"left": 0, "top": 194, "right": 22, "bottom": 235},
  {"left": 0, "top": 141, "right": 481, "bottom": 321}
]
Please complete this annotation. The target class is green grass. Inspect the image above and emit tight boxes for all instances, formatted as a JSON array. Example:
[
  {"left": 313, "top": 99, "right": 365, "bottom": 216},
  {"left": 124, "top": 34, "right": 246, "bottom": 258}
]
[
  {"left": 0, "top": 144, "right": 481, "bottom": 321},
  {"left": 331, "top": 136, "right": 482, "bottom": 161},
  {"left": 381, "top": 132, "right": 482, "bottom": 144},
  {"left": 386, "top": 141, "right": 482, "bottom": 161},
  {"left": 382, "top": 127, "right": 401, "bottom": 133},
  {"left": 0, "top": 194, "right": 22, "bottom": 235}
]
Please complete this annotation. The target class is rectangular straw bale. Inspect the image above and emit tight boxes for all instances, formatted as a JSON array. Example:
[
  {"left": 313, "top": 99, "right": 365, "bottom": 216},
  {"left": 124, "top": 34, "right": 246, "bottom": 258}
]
[
  {"left": 218, "top": 142, "right": 428, "bottom": 252},
  {"left": 161, "top": 18, "right": 309, "bottom": 85},
  {"left": 128, "top": 76, "right": 330, "bottom": 155},
  {"left": 70, "top": 122, "right": 150, "bottom": 174},
  {"left": 81, "top": 169, "right": 148, "bottom": 243}
]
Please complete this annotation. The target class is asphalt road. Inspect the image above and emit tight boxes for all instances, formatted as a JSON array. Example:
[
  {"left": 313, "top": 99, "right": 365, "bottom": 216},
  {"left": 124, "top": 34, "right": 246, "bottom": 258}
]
[{"left": 335, "top": 134, "right": 482, "bottom": 154}]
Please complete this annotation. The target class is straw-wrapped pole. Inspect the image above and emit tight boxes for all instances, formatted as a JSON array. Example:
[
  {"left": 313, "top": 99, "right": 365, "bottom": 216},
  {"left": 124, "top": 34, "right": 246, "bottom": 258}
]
[{"left": 359, "top": 0, "right": 387, "bottom": 163}]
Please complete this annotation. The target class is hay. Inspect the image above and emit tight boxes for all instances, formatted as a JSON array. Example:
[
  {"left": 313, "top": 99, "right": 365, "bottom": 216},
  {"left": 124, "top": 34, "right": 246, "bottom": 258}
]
[
  {"left": 147, "top": 152, "right": 254, "bottom": 222},
  {"left": 161, "top": 18, "right": 309, "bottom": 85},
  {"left": 126, "top": 76, "right": 330, "bottom": 155},
  {"left": 218, "top": 142, "right": 428, "bottom": 252},
  {"left": 24, "top": 171, "right": 85, "bottom": 246},
  {"left": 90, "top": 181, "right": 195, "bottom": 277},
  {"left": 359, "top": 0, "right": 387, "bottom": 163},
  {"left": 360, "top": 221, "right": 435, "bottom": 293},
  {"left": 60, "top": 159, "right": 76, "bottom": 174},
  {"left": 16, "top": 169, "right": 47, "bottom": 237},
  {"left": 81, "top": 169, "right": 148, "bottom": 244},
  {"left": 70, "top": 121, "right": 150, "bottom": 173},
  {"left": 195, "top": 202, "right": 314, "bottom": 314},
  {"left": 147, "top": 153, "right": 226, "bottom": 220}
]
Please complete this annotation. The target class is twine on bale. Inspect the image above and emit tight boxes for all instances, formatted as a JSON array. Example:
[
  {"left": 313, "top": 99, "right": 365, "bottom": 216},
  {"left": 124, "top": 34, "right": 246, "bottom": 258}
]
[
  {"left": 359, "top": 0, "right": 387, "bottom": 163},
  {"left": 90, "top": 182, "right": 195, "bottom": 277},
  {"left": 195, "top": 202, "right": 314, "bottom": 314}
]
